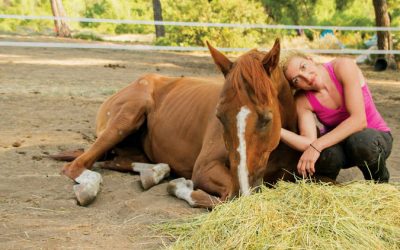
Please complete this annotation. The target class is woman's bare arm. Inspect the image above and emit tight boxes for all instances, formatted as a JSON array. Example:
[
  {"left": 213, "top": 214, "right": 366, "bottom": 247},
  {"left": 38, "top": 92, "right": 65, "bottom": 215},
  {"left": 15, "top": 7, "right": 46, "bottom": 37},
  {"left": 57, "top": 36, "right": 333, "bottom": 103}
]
[{"left": 311, "top": 58, "right": 367, "bottom": 152}]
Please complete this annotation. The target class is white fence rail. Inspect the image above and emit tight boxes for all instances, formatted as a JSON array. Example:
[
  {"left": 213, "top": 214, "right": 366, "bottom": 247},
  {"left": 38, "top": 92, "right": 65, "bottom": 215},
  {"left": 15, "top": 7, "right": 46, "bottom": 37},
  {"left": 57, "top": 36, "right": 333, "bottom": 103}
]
[
  {"left": 0, "top": 14, "right": 399, "bottom": 54},
  {"left": 0, "top": 41, "right": 399, "bottom": 54},
  {"left": 1, "top": 14, "right": 400, "bottom": 31}
]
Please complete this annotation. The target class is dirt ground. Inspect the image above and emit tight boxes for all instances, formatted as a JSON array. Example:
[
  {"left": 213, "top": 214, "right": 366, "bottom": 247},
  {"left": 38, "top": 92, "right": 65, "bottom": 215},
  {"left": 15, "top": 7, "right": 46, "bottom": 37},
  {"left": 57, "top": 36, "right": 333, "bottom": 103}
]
[{"left": 0, "top": 36, "right": 399, "bottom": 249}]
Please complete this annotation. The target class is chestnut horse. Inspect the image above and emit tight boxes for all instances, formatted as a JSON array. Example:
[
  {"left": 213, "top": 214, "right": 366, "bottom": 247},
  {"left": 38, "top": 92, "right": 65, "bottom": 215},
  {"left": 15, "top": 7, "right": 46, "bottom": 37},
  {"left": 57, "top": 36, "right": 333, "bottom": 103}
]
[{"left": 58, "top": 39, "right": 299, "bottom": 208}]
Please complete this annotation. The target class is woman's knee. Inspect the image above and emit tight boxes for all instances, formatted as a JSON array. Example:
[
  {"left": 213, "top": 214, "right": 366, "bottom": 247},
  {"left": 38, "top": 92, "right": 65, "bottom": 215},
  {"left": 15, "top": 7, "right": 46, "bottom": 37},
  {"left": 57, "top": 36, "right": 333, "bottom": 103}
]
[
  {"left": 344, "top": 129, "right": 392, "bottom": 166},
  {"left": 315, "top": 145, "right": 346, "bottom": 179}
]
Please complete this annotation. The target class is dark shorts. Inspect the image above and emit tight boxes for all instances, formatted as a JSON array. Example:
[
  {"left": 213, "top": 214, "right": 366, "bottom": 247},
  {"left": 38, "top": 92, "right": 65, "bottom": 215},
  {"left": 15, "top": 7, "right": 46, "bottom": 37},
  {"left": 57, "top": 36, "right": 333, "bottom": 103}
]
[{"left": 314, "top": 128, "right": 393, "bottom": 182}]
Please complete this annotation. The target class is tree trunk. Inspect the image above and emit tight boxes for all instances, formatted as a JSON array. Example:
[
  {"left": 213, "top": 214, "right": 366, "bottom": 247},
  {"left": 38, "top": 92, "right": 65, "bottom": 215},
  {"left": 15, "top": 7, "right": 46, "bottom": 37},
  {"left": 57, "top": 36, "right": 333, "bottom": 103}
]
[
  {"left": 152, "top": 0, "right": 165, "bottom": 38},
  {"left": 373, "top": 0, "right": 391, "bottom": 51},
  {"left": 372, "top": 0, "right": 396, "bottom": 70},
  {"left": 50, "top": 0, "right": 71, "bottom": 37},
  {"left": 50, "top": 0, "right": 60, "bottom": 35}
]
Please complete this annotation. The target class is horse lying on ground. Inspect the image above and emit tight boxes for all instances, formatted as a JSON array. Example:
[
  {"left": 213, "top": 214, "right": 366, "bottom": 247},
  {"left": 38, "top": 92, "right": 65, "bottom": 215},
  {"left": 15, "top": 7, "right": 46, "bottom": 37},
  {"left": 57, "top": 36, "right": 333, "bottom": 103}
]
[{"left": 54, "top": 39, "right": 302, "bottom": 208}]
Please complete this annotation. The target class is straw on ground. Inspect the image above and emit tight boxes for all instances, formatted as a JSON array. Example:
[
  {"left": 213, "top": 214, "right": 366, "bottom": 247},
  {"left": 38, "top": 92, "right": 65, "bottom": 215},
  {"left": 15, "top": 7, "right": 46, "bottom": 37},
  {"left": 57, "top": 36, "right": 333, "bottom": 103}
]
[{"left": 159, "top": 181, "right": 400, "bottom": 250}]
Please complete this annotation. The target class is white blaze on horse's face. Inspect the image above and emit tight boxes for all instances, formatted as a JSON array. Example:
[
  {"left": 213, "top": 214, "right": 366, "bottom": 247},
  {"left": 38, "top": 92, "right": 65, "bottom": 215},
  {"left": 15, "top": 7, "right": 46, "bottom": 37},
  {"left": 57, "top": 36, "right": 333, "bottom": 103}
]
[{"left": 236, "top": 105, "right": 251, "bottom": 196}]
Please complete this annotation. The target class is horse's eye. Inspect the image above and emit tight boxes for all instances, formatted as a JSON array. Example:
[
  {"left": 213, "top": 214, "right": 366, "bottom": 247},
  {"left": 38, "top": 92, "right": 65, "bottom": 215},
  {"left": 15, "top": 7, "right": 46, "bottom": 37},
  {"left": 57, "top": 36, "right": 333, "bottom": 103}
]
[{"left": 257, "top": 111, "right": 272, "bottom": 129}]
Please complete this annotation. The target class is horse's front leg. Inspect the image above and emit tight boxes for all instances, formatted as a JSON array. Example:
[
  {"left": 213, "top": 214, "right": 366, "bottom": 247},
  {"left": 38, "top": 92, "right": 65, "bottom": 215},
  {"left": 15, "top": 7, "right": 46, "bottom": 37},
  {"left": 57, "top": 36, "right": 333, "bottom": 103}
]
[
  {"left": 168, "top": 120, "right": 234, "bottom": 209},
  {"left": 168, "top": 158, "right": 234, "bottom": 209}
]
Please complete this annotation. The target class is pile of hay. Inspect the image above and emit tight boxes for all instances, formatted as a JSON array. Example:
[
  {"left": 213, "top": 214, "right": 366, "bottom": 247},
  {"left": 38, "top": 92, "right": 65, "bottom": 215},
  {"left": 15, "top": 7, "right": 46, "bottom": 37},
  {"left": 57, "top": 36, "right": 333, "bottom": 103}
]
[{"left": 160, "top": 181, "right": 400, "bottom": 249}]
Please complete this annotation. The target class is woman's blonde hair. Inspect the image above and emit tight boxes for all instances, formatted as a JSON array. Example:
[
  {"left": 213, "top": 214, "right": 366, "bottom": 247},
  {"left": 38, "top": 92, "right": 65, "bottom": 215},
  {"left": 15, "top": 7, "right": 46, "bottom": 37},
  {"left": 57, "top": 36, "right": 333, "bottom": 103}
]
[{"left": 279, "top": 50, "right": 308, "bottom": 74}]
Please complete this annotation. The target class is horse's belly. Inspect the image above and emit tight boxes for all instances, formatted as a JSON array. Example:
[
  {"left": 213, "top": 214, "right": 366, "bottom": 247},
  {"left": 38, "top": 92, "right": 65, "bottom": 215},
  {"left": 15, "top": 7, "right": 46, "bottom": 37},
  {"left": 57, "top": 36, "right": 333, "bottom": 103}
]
[{"left": 143, "top": 121, "right": 205, "bottom": 178}]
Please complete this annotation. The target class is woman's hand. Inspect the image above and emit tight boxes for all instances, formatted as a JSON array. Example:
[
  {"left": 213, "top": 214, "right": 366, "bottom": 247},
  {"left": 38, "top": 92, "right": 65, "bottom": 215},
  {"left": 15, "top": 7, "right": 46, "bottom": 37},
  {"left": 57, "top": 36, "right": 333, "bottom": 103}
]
[{"left": 297, "top": 145, "right": 321, "bottom": 177}]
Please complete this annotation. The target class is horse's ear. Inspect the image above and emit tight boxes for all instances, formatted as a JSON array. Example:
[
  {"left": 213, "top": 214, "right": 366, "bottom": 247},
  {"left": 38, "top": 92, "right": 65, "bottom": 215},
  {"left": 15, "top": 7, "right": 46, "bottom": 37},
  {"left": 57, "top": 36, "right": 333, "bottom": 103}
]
[
  {"left": 262, "top": 38, "right": 280, "bottom": 76},
  {"left": 206, "top": 41, "right": 233, "bottom": 77}
]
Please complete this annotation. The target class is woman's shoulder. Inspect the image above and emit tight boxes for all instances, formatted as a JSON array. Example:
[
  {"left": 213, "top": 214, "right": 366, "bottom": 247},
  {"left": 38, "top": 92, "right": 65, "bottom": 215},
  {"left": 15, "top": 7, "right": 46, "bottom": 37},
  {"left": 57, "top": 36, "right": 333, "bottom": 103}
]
[
  {"left": 294, "top": 90, "right": 312, "bottom": 111},
  {"left": 330, "top": 57, "right": 366, "bottom": 90},
  {"left": 330, "top": 57, "right": 357, "bottom": 73}
]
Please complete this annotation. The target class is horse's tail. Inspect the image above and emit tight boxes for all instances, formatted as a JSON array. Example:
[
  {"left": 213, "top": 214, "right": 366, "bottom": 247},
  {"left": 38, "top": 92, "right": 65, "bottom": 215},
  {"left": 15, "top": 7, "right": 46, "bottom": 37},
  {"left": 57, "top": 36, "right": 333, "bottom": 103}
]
[{"left": 48, "top": 149, "right": 84, "bottom": 162}]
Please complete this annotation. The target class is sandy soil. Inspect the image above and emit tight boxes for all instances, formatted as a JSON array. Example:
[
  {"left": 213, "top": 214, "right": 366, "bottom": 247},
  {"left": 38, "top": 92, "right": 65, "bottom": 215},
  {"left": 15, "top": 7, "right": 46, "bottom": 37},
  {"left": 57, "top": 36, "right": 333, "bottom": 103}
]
[{"left": 0, "top": 37, "right": 399, "bottom": 249}]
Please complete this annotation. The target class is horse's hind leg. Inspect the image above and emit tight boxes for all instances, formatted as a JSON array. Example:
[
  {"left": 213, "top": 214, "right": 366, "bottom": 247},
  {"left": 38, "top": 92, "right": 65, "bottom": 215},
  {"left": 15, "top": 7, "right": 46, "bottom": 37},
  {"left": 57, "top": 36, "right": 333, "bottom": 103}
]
[
  {"left": 132, "top": 163, "right": 171, "bottom": 190},
  {"left": 48, "top": 148, "right": 85, "bottom": 162},
  {"left": 97, "top": 146, "right": 151, "bottom": 172},
  {"left": 62, "top": 79, "right": 154, "bottom": 205},
  {"left": 62, "top": 105, "right": 148, "bottom": 178}
]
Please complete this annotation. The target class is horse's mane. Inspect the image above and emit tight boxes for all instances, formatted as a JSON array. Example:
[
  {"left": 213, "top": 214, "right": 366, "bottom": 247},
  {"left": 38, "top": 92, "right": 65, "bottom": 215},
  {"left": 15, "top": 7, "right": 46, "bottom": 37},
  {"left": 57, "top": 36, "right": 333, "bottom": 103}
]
[{"left": 227, "top": 49, "right": 278, "bottom": 106}]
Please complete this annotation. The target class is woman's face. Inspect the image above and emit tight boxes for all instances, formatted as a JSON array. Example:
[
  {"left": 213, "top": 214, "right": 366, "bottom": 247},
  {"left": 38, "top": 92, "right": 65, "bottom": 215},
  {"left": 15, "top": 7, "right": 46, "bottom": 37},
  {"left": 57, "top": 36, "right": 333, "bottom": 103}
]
[{"left": 284, "top": 57, "right": 322, "bottom": 90}]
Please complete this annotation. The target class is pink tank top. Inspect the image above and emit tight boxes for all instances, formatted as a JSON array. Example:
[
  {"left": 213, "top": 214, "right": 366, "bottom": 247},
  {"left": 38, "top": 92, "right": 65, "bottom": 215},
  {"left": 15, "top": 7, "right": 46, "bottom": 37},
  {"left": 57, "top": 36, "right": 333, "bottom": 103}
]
[{"left": 305, "top": 62, "right": 390, "bottom": 133}]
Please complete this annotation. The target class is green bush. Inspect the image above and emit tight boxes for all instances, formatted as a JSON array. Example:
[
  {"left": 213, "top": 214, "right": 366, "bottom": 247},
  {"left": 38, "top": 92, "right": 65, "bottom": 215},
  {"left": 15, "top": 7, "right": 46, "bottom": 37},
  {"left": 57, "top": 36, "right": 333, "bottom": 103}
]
[
  {"left": 0, "top": 0, "right": 53, "bottom": 32},
  {"left": 78, "top": 0, "right": 154, "bottom": 35},
  {"left": 156, "top": 0, "right": 276, "bottom": 48},
  {"left": 0, "top": 0, "right": 397, "bottom": 54},
  {"left": 72, "top": 31, "right": 103, "bottom": 41},
  {"left": 388, "top": 0, "right": 400, "bottom": 62}
]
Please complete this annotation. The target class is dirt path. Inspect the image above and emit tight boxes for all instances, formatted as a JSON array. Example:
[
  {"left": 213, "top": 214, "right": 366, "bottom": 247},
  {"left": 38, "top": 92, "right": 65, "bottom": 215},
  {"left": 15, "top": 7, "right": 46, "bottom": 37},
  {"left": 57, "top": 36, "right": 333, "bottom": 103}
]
[{"left": 0, "top": 38, "right": 399, "bottom": 249}]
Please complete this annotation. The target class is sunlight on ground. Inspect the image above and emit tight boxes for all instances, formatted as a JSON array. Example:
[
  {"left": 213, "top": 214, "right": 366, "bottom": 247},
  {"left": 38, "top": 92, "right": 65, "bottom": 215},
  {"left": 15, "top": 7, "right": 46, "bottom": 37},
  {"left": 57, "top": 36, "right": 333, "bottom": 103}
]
[
  {"left": 0, "top": 52, "right": 188, "bottom": 69},
  {"left": 368, "top": 79, "right": 400, "bottom": 85},
  {"left": 0, "top": 54, "right": 125, "bottom": 66},
  {"left": 0, "top": 131, "right": 87, "bottom": 151}
]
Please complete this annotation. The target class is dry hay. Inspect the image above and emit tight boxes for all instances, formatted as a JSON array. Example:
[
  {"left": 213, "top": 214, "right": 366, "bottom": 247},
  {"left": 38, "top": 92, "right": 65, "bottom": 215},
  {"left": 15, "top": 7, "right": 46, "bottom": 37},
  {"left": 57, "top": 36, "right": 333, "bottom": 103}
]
[{"left": 159, "top": 181, "right": 400, "bottom": 250}]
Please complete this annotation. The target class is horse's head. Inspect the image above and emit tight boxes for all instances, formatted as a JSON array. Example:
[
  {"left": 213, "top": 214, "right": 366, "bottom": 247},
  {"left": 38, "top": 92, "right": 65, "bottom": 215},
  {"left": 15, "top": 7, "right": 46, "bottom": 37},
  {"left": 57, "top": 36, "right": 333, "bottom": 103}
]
[{"left": 207, "top": 39, "right": 282, "bottom": 196}]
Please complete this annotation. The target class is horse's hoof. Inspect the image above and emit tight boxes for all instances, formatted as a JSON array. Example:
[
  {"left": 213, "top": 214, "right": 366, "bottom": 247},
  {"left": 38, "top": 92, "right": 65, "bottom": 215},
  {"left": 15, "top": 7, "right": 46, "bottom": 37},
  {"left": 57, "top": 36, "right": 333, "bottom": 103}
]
[
  {"left": 140, "top": 169, "right": 157, "bottom": 190},
  {"left": 132, "top": 162, "right": 156, "bottom": 172},
  {"left": 167, "top": 178, "right": 193, "bottom": 196},
  {"left": 138, "top": 163, "right": 170, "bottom": 190},
  {"left": 75, "top": 169, "right": 103, "bottom": 185},
  {"left": 72, "top": 170, "right": 103, "bottom": 206},
  {"left": 152, "top": 163, "right": 170, "bottom": 182},
  {"left": 73, "top": 182, "right": 100, "bottom": 206},
  {"left": 167, "top": 178, "right": 196, "bottom": 206}
]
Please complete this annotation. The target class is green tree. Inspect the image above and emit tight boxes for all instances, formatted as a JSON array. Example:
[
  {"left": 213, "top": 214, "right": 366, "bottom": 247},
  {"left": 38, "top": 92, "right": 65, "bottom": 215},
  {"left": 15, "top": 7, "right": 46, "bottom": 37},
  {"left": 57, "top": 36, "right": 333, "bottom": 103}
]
[
  {"left": 79, "top": 0, "right": 154, "bottom": 34},
  {"left": 335, "top": 0, "right": 356, "bottom": 11},
  {"left": 262, "top": 0, "right": 317, "bottom": 25},
  {"left": 261, "top": 0, "right": 318, "bottom": 38},
  {"left": 157, "top": 0, "right": 273, "bottom": 48},
  {"left": 0, "top": 0, "right": 53, "bottom": 33}
]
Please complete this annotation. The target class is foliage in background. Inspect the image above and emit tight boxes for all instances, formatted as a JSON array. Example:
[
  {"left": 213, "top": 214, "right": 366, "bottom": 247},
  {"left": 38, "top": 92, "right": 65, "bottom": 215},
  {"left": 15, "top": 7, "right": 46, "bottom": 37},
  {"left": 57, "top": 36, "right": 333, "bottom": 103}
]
[
  {"left": 261, "top": 0, "right": 378, "bottom": 48},
  {"left": 388, "top": 0, "right": 400, "bottom": 61},
  {"left": 0, "top": 0, "right": 398, "bottom": 50},
  {"left": 262, "top": 0, "right": 318, "bottom": 26},
  {"left": 78, "top": 0, "right": 154, "bottom": 34},
  {"left": 156, "top": 0, "right": 274, "bottom": 48},
  {"left": 0, "top": 0, "right": 52, "bottom": 33}
]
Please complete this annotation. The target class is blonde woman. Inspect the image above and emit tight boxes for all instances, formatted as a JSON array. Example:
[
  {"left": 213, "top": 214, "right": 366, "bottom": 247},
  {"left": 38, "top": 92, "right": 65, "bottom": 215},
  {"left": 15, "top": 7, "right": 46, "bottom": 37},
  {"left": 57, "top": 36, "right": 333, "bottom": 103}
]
[{"left": 279, "top": 52, "right": 392, "bottom": 182}]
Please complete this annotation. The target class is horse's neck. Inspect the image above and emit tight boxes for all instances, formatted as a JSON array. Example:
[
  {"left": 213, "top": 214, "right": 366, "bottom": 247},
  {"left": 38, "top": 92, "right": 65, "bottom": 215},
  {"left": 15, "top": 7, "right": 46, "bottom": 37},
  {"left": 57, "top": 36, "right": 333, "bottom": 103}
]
[{"left": 273, "top": 69, "right": 298, "bottom": 133}]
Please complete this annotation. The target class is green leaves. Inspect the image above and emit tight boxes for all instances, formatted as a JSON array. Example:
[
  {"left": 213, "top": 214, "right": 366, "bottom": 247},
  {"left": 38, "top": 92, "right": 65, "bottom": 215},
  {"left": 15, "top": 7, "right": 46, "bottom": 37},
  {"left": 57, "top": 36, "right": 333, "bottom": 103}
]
[
  {"left": 157, "top": 0, "right": 272, "bottom": 48},
  {"left": 0, "top": 0, "right": 396, "bottom": 50}
]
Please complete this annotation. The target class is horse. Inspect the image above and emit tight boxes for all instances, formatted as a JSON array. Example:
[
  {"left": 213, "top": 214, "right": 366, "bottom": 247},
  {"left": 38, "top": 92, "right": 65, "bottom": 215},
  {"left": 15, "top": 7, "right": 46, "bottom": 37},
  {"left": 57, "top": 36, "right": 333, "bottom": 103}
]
[{"left": 56, "top": 39, "right": 300, "bottom": 208}]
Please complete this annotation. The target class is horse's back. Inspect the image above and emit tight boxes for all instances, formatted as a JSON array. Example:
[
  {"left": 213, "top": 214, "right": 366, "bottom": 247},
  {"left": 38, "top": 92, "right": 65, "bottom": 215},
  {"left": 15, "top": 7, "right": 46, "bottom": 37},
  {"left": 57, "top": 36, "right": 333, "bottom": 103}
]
[{"left": 96, "top": 74, "right": 179, "bottom": 134}]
